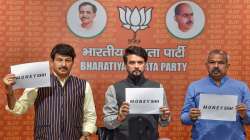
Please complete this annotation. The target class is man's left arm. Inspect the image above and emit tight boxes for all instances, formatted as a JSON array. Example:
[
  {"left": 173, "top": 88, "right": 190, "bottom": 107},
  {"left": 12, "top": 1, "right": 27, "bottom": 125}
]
[
  {"left": 81, "top": 82, "right": 97, "bottom": 139},
  {"left": 159, "top": 84, "right": 171, "bottom": 127}
]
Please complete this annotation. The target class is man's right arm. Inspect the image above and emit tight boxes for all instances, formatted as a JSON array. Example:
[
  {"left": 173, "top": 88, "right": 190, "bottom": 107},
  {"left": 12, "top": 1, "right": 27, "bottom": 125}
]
[
  {"left": 103, "top": 85, "right": 123, "bottom": 129},
  {"left": 3, "top": 74, "right": 38, "bottom": 115},
  {"left": 180, "top": 84, "right": 200, "bottom": 125},
  {"left": 5, "top": 88, "right": 38, "bottom": 115},
  {"left": 3, "top": 74, "right": 17, "bottom": 109}
]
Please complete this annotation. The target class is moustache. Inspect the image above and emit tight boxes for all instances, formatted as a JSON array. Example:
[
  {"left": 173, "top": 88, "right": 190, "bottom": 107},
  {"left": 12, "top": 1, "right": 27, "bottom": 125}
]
[
  {"left": 59, "top": 67, "right": 68, "bottom": 71},
  {"left": 186, "top": 20, "right": 193, "bottom": 25},
  {"left": 211, "top": 67, "right": 220, "bottom": 74},
  {"left": 81, "top": 17, "right": 89, "bottom": 20},
  {"left": 132, "top": 70, "right": 142, "bottom": 73}
]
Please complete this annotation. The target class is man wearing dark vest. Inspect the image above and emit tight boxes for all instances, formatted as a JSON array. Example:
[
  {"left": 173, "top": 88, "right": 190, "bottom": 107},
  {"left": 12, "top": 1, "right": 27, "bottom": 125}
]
[
  {"left": 3, "top": 43, "right": 97, "bottom": 140},
  {"left": 103, "top": 46, "right": 171, "bottom": 140}
]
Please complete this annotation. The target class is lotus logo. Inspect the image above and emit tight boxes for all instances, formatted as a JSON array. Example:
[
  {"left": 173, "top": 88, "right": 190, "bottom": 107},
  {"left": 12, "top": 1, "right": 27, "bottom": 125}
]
[{"left": 118, "top": 7, "right": 153, "bottom": 45}]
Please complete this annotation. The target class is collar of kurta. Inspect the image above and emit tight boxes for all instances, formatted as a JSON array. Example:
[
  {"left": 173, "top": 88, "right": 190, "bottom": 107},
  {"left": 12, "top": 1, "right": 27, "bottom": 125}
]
[{"left": 51, "top": 73, "right": 70, "bottom": 87}]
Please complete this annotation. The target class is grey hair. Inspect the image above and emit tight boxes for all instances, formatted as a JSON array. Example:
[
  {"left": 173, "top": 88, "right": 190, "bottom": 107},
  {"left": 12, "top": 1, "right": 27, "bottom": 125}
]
[{"left": 207, "top": 49, "right": 229, "bottom": 63}]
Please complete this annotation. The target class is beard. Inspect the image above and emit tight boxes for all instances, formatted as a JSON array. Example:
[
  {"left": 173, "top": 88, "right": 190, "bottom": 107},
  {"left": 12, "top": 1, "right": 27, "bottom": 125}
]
[
  {"left": 131, "top": 70, "right": 142, "bottom": 76},
  {"left": 128, "top": 69, "right": 144, "bottom": 84}
]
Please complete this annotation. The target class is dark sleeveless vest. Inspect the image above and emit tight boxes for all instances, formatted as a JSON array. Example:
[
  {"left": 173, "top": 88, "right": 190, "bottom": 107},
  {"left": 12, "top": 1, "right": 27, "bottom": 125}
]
[
  {"left": 113, "top": 75, "right": 160, "bottom": 140},
  {"left": 34, "top": 74, "right": 86, "bottom": 140}
]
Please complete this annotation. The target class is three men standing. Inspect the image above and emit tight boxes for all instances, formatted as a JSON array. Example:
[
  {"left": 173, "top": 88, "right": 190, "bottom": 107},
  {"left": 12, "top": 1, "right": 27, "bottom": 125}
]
[{"left": 3, "top": 44, "right": 250, "bottom": 140}]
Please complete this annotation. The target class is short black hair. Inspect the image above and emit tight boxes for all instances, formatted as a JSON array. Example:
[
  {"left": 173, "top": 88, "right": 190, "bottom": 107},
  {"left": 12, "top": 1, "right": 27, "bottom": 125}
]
[
  {"left": 50, "top": 43, "right": 76, "bottom": 60},
  {"left": 123, "top": 46, "right": 148, "bottom": 64},
  {"left": 79, "top": 2, "right": 97, "bottom": 13},
  {"left": 175, "top": 3, "right": 191, "bottom": 15}
]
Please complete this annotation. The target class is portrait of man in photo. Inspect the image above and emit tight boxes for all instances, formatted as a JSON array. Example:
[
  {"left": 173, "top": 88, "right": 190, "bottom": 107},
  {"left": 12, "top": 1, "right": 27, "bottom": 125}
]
[
  {"left": 79, "top": 2, "right": 97, "bottom": 29},
  {"left": 67, "top": 0, "right": 107, "bottom": 38},
  {"left": 174, "top": 3, "right": 194, "bottom": 32},
  {"left": 165, "top": 1, "right": 205, "bottom": 40}
]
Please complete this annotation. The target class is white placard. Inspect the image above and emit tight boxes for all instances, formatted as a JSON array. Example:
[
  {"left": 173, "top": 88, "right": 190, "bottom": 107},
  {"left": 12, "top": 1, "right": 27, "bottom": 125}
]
[
  {"left": 126, "top": 88, "right": 164, "bottom": 114},
  {"left": 199, "top": 94, "right": 238, "bottom": 121},
  {"left": 11, "top": 61, "right": 51, "bottom": 89}
]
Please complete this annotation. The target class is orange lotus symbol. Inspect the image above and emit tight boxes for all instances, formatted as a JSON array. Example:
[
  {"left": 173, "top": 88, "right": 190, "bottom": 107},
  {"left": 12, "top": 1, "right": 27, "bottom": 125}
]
[{"left": 118, "top": 7, "right": 153, "bottom": 46}]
